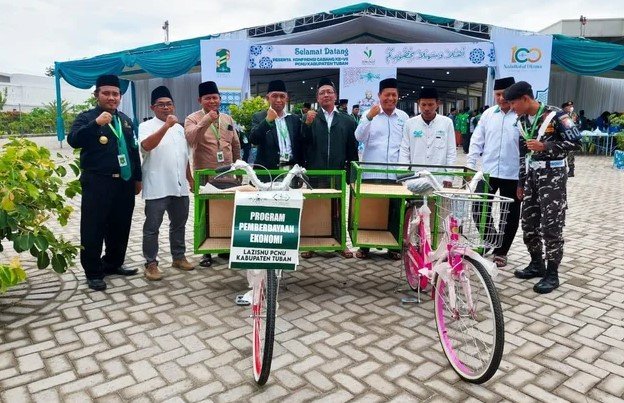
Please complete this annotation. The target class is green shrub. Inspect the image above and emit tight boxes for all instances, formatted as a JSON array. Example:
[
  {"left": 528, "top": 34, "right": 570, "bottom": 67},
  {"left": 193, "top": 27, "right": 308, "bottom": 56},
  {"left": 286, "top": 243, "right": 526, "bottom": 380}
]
[{"left": 0, "top": 138, "right": 81, "bottom": 292}]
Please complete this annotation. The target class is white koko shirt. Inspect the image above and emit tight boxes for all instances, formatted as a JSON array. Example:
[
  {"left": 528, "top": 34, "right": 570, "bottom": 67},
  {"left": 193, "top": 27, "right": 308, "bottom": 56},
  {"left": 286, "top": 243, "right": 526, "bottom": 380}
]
[
  {"left": 355, "top": 107, "right": 409, "bottom": 179},
  {"left": 138, "top": 117, "right": 190, "bottom": 200},
  {"left": 466, "top": 105, "right": 520, "bottom": 180},
  {"left": 399, "top": 114, "right": 457, "bottom": 180}
]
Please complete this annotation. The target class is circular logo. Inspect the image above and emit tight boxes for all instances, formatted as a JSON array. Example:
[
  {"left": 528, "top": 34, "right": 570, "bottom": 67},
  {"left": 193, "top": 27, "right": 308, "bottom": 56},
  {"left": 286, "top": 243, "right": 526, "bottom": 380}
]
[{"left": 469, "top": 48, "right": 486, "bottom": 64}]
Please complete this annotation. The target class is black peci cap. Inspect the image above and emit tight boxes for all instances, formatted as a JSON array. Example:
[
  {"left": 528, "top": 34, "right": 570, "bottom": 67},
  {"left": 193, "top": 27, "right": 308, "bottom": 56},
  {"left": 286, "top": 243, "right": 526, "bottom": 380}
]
[
  {"left": 151, "top": 86, "right": 173, "bottom": 105},
  {"left": 96, "top": 74, "right": 120, "bottom": 89},
  {"left": 267, "top": 80, "right": 287, "bottom": 93},
  {"left": 418, "top": 87, "right": 438, "bottom": 100},
  {"left": 494, "top": 77, "right": 515, "bottom": 90},
  {"left": 379, "top": 78, "right": 398, "bottom": 92},
  {"left": 199, "top": 81, "right": 219, "bottom": 97},
  {"left": 317, "top": 77, "right": 335, "bottom": 89}
]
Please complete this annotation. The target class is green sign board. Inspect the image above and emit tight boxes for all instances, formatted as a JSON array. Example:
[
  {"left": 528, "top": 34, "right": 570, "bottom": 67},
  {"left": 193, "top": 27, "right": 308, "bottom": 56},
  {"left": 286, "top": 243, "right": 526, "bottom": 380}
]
[{"left": 230, "top": 191, "right": 303, "bottom": 270}]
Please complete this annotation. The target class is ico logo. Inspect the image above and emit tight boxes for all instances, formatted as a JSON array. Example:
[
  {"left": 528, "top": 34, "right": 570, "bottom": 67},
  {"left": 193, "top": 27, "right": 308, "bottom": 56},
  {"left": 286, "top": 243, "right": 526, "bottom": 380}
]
[{"left": 511, "top": 46, "right": 542, "bottom": 63}]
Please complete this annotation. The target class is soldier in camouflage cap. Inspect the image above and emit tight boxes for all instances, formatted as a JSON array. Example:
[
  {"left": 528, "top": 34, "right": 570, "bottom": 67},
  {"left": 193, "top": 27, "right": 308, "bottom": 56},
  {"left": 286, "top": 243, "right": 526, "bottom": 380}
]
[{"left": 504, "top": 81, "right": 581, "bottom": 294}]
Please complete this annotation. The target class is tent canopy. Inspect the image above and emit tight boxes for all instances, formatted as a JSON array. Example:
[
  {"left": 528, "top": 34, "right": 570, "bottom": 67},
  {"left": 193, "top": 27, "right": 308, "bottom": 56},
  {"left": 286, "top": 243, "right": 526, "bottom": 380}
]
[
  {"left": 551, "top": 34, "right": 624, "bottom": 77},
  {"left": 53, "top": 2, "right": 624, "bottom": 140},
  {"left": 54, "top": 3, "right": 492, "bottom": 87}
]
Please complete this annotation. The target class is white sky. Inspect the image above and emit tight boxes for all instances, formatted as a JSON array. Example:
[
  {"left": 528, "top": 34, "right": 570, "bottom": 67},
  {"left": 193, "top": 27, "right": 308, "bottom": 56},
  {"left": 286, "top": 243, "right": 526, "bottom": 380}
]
[{"left": 1, "top": 0, "right": 622, "bottom": 75}]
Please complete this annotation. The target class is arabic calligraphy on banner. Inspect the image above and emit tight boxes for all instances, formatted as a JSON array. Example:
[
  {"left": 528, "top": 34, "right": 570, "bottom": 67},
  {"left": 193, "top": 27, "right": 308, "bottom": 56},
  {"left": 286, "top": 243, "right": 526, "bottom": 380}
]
[{"left": 248, "top": 42, "right": 495, "bottom": 69}]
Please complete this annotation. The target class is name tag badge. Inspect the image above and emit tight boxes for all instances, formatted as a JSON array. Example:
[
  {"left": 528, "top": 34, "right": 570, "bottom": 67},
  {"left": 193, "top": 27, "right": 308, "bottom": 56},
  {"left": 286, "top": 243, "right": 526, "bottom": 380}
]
[
  {"left": 118, "top": 154, "right": 128, "bottom": 167},
  {"left": 216, "top": 151, "right": 225, "bottom": 163}
]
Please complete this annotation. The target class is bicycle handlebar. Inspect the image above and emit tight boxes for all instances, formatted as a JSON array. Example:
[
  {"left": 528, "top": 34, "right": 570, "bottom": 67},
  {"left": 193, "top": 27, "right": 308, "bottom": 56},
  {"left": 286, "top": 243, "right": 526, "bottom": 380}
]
[
  {"left": 396, "top": 170, "right": 484, "bottom": 193},
  {"left": 213, "top": 160, "right": 309, "bottom": 191},
  {"left": 214, "top": 165, "right": 231, "bottom": 174}
]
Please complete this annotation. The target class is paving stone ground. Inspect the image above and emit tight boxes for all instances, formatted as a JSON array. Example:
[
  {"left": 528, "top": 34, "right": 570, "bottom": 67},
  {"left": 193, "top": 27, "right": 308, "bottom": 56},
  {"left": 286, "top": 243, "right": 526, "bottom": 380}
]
[{"left": 1, "top": 137, "right": 623, "bottom": 402}]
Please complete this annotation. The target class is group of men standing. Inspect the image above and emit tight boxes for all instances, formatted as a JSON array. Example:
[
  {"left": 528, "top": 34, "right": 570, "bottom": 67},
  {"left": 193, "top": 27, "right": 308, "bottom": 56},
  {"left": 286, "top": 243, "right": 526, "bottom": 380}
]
[{"left": 69, "top": 73, "right": 579, "bottom": 295}]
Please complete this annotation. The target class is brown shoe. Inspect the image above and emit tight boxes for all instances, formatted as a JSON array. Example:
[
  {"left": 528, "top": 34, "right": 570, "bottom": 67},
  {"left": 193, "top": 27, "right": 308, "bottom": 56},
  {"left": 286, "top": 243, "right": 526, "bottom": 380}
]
[
  {"left": 172, "top": 258, "right": 195, "bottom": 271},
  {"left": 144, "top": 261, "right": 162, "bottom": 281}
]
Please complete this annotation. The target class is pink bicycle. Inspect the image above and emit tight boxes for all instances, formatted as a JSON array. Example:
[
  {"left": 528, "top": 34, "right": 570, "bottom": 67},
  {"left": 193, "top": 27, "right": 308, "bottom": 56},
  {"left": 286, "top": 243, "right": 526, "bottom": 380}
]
[{"left": 398, "top": 170, "right": 511, "bottom": 383}]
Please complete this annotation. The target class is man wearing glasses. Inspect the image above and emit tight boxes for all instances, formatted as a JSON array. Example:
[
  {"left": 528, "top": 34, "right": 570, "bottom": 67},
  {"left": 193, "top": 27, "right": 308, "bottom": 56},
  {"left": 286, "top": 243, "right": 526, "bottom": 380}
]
[
  {"left": 138, "top": 86, "right": 195, "bottom": 281},
  {"left": 300, "top": 78, "right": 359, "bottom": 259}
]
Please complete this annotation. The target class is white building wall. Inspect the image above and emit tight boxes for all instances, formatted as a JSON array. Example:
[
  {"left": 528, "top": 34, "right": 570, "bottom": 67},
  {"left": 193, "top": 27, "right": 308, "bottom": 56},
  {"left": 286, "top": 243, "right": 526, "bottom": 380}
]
[{"left": 0, "top": 73, "right": 92, "bottom": 112}]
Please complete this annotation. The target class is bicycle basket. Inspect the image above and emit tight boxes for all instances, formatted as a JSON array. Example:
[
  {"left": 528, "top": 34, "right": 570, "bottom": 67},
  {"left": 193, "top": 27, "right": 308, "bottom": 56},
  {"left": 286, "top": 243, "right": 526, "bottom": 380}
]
[{"left": 434, "top": 191, "right": 513, "bottom": 249}]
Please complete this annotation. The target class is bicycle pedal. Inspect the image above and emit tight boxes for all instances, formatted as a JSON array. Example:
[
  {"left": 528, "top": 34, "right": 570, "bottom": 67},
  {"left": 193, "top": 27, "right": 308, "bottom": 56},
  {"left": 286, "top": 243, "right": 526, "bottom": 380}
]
[
  {"left": 235, "top": 295, "right": 251, "bottom": 306},
  {"left": 401, "top": 296, "right": 421, "bottom": 304}
]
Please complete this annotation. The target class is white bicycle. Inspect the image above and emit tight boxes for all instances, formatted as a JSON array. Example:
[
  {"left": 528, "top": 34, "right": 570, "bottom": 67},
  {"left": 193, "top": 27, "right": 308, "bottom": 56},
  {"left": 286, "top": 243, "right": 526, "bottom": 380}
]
[{"left": 209, "top": 160, "right": 310, "bottom": 385}]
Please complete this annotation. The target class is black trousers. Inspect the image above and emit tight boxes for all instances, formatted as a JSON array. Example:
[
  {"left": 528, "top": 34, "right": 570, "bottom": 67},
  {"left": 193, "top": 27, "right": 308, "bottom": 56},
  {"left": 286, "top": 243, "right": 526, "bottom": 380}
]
[
  {"left": 80, "top": 172, "right": 136, "bottom": 280},
  {"left": 476, "top": 177, "right": 521, "bottom": 256}
]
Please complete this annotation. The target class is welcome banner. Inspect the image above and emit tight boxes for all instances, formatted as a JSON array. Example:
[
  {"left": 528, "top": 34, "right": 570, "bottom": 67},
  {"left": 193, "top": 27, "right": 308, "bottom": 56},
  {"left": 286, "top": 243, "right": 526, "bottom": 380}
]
[
  {"left": 491, "top": 27, "right": 553, "bottom": 103},
  {"left": 248, "top": 42, "right": 495, "bottom": 69}
]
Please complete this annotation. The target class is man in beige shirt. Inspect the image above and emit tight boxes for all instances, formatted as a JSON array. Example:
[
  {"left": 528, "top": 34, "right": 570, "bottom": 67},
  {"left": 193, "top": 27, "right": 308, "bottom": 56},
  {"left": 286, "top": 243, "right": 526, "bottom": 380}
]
[{"left": 185, "top": 80, "right": 241, "bottom": 267}]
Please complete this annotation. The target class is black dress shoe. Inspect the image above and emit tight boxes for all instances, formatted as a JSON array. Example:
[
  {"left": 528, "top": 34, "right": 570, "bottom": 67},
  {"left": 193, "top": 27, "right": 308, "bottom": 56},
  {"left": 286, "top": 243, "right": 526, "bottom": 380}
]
[
  {"left": 87, "top": 279, "right": 107, "bottom": 291},
  {"left": 105, "top": 266, "right": 139, "bottom": 276},
  {"left": 199, "top": 254, "right": 213, "bottom": 268}
]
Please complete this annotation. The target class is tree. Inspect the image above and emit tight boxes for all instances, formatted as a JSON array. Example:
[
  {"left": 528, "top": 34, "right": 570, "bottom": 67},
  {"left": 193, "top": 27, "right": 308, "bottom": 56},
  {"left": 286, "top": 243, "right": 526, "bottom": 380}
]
[
  {"left": 229, "top": 96, "right": 268, "bottom": 132},
  {"left": 0, "top": 87, "right": 7, "bottom": 110},
  {"left": 0, "top": 138, "right": 81, "bottom": 292},
  {"left": 290, "top": 102, "right": 304, "bottom": 116},
  {"left": 45, "top": 66, "right": 55, "bottom": 77}
]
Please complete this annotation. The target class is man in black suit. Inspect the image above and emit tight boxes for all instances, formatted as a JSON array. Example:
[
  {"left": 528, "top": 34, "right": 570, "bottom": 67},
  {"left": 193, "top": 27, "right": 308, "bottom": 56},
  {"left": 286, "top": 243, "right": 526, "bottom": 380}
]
[
  {"left": 249, "top": 80, "right": 303, "bottom": 169},
  {"left": 300, "top": 78, "right": 359, "bottom": 259},
  {"left": 68, "top": 74, "right": 141, "bottom": 291}
]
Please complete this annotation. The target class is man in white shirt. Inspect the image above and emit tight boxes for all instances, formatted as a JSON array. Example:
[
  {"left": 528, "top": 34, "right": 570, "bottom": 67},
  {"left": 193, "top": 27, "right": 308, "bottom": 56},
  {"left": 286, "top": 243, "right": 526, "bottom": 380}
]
[
  {"left": 139, "top": 86, "right": 195, "bottom": 280},
  {"left": 354, "top": 78, "right": 408, "bottom": 260},
  {"left": 467, "top": 77, "right": 521, "bottom": 267},
  {"left": 399, "top": 87, "right": 456, "bottom": 186}
]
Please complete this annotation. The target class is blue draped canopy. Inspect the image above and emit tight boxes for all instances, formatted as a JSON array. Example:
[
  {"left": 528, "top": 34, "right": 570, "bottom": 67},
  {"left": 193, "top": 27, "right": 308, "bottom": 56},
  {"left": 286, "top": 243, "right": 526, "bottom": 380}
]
[
  {"left": 53, "top": 4, "right": 624, "bottom": 142},
  {"left": 551, "top": 34, "right": 624, "bottom": 76}
]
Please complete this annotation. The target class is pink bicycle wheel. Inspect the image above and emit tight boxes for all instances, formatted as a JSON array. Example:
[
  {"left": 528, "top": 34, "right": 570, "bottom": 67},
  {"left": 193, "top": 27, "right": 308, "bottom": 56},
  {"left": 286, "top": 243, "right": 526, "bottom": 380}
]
[
  {"left": 433, "top": 256, "right": 504, "bottom": 383},
  {"left": 252, "top": 270, "right": 277, "bottom": 385}
]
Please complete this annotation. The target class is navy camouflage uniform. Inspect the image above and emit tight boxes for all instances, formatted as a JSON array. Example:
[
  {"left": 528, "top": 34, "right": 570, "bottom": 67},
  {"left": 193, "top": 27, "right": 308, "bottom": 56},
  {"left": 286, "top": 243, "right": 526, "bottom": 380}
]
[
  {"left": 518, "top": 105, "right": 581, "bottom": 266},
  {"left": 566, "top": 111, "right": 578, "bottom": 174}
]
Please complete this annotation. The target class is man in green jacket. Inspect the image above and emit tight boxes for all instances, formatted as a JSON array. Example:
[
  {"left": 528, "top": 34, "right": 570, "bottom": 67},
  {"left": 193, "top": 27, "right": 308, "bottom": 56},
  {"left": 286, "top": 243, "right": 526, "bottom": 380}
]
[{"left": 301, "top": 78, "right": 359, "bottom": 259}]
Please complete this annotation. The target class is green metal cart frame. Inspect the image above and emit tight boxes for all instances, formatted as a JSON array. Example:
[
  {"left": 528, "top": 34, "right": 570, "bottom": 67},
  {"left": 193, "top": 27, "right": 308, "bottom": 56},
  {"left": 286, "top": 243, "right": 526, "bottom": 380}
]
[
  {"left": 349, "top": 161, "right": 490, "bottom": 250},
  {"left": 193, "top": 168, "right": 347, "bottom": 255}
]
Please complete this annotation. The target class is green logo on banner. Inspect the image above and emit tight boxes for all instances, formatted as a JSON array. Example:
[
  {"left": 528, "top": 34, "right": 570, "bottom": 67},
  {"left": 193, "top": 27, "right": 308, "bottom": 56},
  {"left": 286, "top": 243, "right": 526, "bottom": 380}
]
[{"left": 216, "top": 48, "right": 231, "bottom": 73}]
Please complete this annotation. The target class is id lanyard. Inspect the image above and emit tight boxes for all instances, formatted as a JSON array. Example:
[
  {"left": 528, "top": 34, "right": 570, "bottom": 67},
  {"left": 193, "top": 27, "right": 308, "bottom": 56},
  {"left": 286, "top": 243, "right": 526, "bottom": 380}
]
[
  {"left": 276, "top": 118, "right": 291, "bottom": 161},
  {"left": 209, "top": 115, "right": 225, "bottom": 163},
  {"left": 108, "top": 116, "right": 123, "bottom": 141},
  {"left": 108, "top": 116, "right": 131, "bottom": 177},
  {"left": 520, "top": 104, "right": 545, "bottom": 171},
  {"left": 522, "top": 104, "right": 545, "bottom": 140}
]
